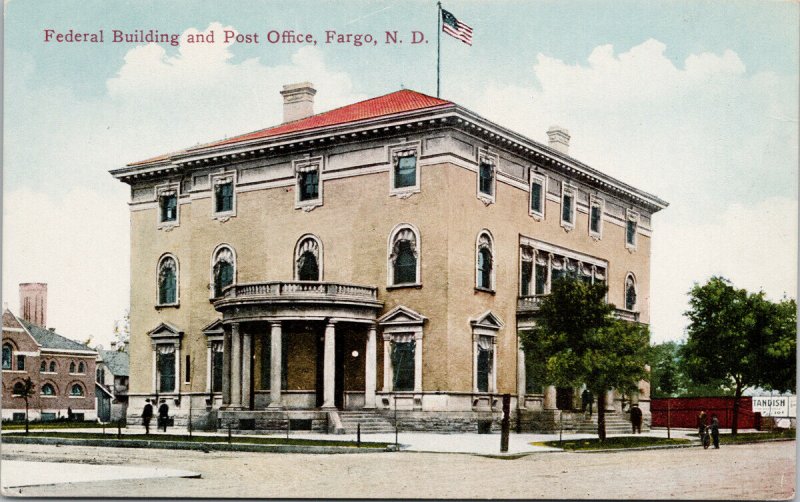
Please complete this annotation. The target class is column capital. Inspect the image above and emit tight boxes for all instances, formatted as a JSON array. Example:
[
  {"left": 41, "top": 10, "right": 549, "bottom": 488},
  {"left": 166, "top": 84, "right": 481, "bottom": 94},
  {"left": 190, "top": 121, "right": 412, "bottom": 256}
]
[{"left": 269, "top": 320, "right": 282, "bottom": 329}]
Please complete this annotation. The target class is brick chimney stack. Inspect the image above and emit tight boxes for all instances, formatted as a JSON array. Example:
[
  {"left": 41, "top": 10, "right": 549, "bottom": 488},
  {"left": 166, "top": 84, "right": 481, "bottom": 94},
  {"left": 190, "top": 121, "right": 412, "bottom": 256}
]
[
  {"left": 280, "top": 82, "right": 316, "bottom": 123},
  {"left": 19, "top": 282, "right": 47, "bottom": 327},
  {"left": 546, "top": 126, "right": 571, "bottom": 155}
]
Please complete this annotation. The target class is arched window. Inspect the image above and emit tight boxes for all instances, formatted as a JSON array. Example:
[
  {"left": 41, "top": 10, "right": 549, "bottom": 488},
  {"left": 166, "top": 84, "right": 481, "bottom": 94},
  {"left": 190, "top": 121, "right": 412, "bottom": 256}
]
[
  {"left": 476, "top": 231, "right": 494, "bottom": 291},
  {"left": 78, "top": 362, "right": 85, "bottom": 373},
  {"left": 388, "top": 225, "right": 420, "bottom": 286},
  {"left": 295, "top": 235, "right": 322, "bottom": 281},
  {"left": 12, "top": 382, "right": 24, "bottom": 395},
  {"left": 70, "top": 383, "right": 85, "bottom": 397},
  {"left": 49, "top": 361, "right": 56, "bottom": 373},
  {"left": 625, "top": 274, "right": 637, "bottom": 311},
  {"left": 41, "top": 383, "right": 55, "bottom": 396},
  {"left": 2, "top": 344, "right": 12, "bottom": 370},
  {"left": 212, "top": 245, "right": 236, "bottom": 297},
  {"left": 158, "top": 255, "right": 178, "bottom": 305},
  {"left": 69, "top": 361, "right": 76, "bottom": 373},
  {"left": 40, "top": 361, "right": 47, "bottom": 372}
]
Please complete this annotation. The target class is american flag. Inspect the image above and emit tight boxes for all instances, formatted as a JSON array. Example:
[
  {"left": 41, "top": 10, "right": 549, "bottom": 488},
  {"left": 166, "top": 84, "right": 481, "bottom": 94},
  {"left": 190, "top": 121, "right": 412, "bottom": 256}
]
[{"left": 441, "top": 8, "right": 473, "bottom": 46}]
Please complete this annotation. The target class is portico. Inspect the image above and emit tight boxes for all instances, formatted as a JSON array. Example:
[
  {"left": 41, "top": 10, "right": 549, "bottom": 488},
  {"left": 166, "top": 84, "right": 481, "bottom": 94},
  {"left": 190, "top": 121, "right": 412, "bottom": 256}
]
[{"left": 213, "top": 281, "right": 383, "bottom": 412}]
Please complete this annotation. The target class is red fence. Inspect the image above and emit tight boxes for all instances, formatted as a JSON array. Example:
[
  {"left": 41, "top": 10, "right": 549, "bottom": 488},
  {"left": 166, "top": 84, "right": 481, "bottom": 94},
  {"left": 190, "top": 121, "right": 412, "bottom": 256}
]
[{"left": 651, "top": 397, "right": 760, "bottom": 430}]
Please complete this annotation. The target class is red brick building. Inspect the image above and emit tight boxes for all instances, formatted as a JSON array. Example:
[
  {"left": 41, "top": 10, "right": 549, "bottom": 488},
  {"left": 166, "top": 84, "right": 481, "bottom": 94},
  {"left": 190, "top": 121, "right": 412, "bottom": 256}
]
[{"left": 2, "top": 308, "right": 97, "bottom": 421}]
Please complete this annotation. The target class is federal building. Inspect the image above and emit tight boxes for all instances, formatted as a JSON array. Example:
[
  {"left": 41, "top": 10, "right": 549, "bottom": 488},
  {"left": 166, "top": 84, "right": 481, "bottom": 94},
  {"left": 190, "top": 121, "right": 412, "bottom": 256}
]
[{"left": 111, "top": 83, "right": 667, "bottom": 433}]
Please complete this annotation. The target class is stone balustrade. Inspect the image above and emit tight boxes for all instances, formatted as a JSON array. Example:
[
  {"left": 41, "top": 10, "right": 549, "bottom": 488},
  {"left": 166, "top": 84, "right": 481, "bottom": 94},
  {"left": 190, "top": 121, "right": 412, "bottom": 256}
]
[{"left": 221, "top": 281, "right": 378, "bottom": 301}]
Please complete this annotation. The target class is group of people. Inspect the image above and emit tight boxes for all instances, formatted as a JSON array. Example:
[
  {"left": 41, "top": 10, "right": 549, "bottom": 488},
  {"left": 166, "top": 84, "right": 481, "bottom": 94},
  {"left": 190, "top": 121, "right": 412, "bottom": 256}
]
[
  {"left": 141, "top": 398, "right": 170, "bottom": 434},
  {"left": 697, "top": 410, "right": 720, "bottom": 449}
]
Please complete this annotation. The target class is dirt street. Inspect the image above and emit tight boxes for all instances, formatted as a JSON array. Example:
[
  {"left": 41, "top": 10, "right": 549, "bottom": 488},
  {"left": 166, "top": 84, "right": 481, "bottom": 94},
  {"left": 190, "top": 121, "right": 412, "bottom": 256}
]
[{"left": 1, "top": 441, "right": 795, "bottom": 499}]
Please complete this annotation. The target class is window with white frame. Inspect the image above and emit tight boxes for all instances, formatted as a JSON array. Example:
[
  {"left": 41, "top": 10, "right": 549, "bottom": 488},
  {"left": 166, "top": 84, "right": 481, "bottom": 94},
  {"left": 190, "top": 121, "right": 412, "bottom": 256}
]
[
  {"left": 157, "top": 254, "right": 179, "bottom": 306},
  {"left": 561, "top": 184, "right": 576, "bottom": 229},
  {"left": 212, "top": 173, "right": 236, "bottom": 218},
  {"left": 589, "top": 196, "right": 603, "bottom": 239},
  {"left": 519, "top": 240, "right": 608, "bottom": 297},
  {"left": 378, "top": 306, "right": 426, "bottom": 394},
  {"left": 156, "top": 184, "right": 180, "bottom": 227},
  {"left": 476, "top": 231, "right": 495, "bottom": 291},
  {"left": 476, "top": 336, "right": 493, "bottom": 393},
  {"left": 295, "top": 235, "right": 323, "bottom": 281},
  {"left": 529, "top": 173, "right": 546, "bottom": 219},
  {"left": 626, "top": 209, "right": 638, "bottom": 249},
  {"left": 211, "top": 245, "right": 236, "bottom": 298},
  {"left": 390, "top": 145, "right": 420, "bottom": 194},
  {"left": 2, "top": 343, "right": 12, "bottom": 370},
  {"left": 476, "top": 150, "right": 497, "bottom": 204},
  {"left": 157, "top": 345, "right": 177, "bottom": 393},
  {"left": 470, "top": 311, "right": 502, "bottom": 394},
  {"left": 294, "top": 157, "right": 323, "bottom": 209},
  {"left": 211, "top": 342, "right": 223, "bottom": 393},
  {"left": 625, "top": 274, "right": 638, "bottom": 311},
  {"left": 388, "top": 224, "right": 420, "bottom": 286}
]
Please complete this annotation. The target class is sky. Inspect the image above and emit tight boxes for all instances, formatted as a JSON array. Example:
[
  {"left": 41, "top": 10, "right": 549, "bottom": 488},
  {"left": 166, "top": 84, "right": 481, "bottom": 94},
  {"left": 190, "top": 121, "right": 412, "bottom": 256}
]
[{"left": 3, "top": 0, "right": 798, "bottom": 347}]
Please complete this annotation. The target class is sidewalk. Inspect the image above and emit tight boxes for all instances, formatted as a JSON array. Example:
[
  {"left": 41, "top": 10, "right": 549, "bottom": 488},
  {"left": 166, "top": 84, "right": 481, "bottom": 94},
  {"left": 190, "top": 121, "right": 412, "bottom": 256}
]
[{"left": 2, "top": 426, "right": 703, "bottom": 455}]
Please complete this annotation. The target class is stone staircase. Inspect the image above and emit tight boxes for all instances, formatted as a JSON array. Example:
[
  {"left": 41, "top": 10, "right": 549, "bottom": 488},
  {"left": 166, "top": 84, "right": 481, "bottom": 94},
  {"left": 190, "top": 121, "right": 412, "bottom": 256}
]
[
  {"left": 573, "top": 411, "right": 648, "bottom": 434},
  {"left": 338, "top": 410, "right": 396, "bottom": 434}
]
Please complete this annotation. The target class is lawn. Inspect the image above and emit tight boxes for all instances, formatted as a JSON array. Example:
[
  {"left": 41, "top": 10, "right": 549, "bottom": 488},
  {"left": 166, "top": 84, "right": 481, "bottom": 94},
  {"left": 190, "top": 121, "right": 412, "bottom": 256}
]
[
  {"left": 2, "top": 421, "right": 111, "bottom": 430},
  {"left": 691, "top": 429, "right": 796, "bottom": 445},
  {"left": 2, "top": 431, "right": 390, "bottom": 448},
  {"left": 536, "top": 436, "right": 691, "bottom": 450}
]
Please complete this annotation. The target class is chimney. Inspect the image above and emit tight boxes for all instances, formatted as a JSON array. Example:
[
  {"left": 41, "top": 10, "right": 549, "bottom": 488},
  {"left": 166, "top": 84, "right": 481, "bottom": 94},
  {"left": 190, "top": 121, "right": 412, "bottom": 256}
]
[
  {"left": 19, "top": 283, "right": 47, "bottom": 327},
  {"left": 280, "top": 82, "right": 316, "bottom": 123},
  {"left": 546, "top": 126, "right": 571, "bottom": 155}
]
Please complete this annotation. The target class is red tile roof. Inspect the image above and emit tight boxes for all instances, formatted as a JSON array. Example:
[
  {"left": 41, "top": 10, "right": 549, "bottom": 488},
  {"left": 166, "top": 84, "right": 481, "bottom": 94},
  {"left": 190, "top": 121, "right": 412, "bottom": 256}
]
[{"left": 129, "top": 90, "right": 453, "bottom": 166}]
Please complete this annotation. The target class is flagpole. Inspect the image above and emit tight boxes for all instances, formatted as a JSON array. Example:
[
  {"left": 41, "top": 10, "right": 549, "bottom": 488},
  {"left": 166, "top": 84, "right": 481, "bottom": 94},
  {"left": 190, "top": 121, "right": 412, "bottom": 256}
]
[{"left": 437, "top": 1, "right": 441, "bottom": 97}]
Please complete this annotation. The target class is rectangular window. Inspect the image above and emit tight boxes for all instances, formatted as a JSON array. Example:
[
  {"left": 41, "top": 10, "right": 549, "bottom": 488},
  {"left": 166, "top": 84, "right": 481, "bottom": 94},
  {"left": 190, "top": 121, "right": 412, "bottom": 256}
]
[
  {"left": 160, "top": 193, "right": 177, "bottom": 222},
  {"left": 158, "top": 352, "right": 175, "bottom": 393},
  {"left": 535, "top": 264, "right": 548, "bottom": 295},
  {"left": 215, "top": 182, "right": 234, "bottom": 213},
  {"left": 530, "top": 177, "right": 544, "bottom": 217},
  {"left": 212, "top": 348, "right": 223, "bottom": 393},
  {"left": 561, "top": 192, "right": 574, "bottom": 225},
  {"left": 590, "top": 204, "right": 601, "bottom": 235},
  {"left": 477, "top": 348, "right": 491, "bottom": 392},
  {"left": 299, "top": 169, "right": 319, "bottom": 201},
  {"left": 41, "top": 412, "right": 56, "bottom": 422},
  {"left": 185, "top": 355, "right": 191, "bottom": 384},
  {"left": 16, "top": 355, "right": 25, "bottom": 371},
  {"left": 479, "top": 162, "right": 494, "bottom": 196},
  {"left": 520, "top": 260, "right": 533, "bottom": 296},
  {"left": 391, "top": 341, "right": 415, "bottom": 391},
  {"left": 394, "top": 155, "right": 417, "bottom": 189},
  {"left": 627, "top": 218, "right": 637, "bottom": 246}
]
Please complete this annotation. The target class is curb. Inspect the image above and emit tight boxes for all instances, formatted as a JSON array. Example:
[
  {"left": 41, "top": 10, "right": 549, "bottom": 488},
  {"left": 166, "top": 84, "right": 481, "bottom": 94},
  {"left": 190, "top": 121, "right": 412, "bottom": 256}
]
[{"left": 1, "top": 436, "right": 391, "bottom": 454}]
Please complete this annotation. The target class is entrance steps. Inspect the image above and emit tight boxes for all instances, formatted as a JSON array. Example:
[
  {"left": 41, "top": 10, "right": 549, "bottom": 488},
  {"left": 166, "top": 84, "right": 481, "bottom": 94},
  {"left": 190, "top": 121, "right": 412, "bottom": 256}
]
[
  {"left": 338, "top": 410, "right": 396, "bottom": 434},
  {"left": 573, "top": 411, "right": 648, "bottom": 434}
]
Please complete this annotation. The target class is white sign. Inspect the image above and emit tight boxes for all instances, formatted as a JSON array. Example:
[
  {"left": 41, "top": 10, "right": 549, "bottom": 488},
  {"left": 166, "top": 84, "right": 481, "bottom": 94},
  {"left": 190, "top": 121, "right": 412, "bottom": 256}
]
[{"left": 752, "top": 396, "right": 791, "bottom": 417}]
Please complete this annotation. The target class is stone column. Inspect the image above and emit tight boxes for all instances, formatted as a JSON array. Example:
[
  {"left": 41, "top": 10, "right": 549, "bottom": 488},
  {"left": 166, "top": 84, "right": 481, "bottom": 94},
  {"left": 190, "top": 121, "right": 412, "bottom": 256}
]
[
  {"left": 364, "top": 325, "right": 377, "bottom": 409},
  {"left": 241, "top": 330, "right": 252, "bottom": 410},
  {"left": 517, "top": 346, "right": 526, "bottom": 409},
  {"left": 322, "top": 322, "right": 336, "bottom": 409},
  {"left": 382, "top": 335, "right": 392, "bottom": 392},
  {"left": 413, "top": 332, "right": 423, "bottom": 393},
  {"left": 543, "top": 385, "right": 557, "bottom": 410},
  {"left": 606, "top": 390, "right": 616, "bottom": 412},
  {"left": 230, "top": 322, "right": 242, "bottom": 408},
  {"left": 268, "top": 322, "right": 283, "bottom": 408},
  {"left": 222, "top": 326, "right": 232, "bottom": 406}
]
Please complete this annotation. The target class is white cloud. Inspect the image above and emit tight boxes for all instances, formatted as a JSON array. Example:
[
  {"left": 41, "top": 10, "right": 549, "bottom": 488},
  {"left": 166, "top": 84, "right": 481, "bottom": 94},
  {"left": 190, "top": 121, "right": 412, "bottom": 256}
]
[
  {"left": 3, "top": 23, "right": 365, "bottom": 345},
  {"left": 455, "top": 39, "right": 797, "bottom": 343}
]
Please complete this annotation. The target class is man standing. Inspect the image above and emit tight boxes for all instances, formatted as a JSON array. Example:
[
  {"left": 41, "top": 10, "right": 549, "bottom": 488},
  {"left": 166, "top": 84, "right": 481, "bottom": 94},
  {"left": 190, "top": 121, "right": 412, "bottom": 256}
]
[
  {"left": 710, "top": 414, "right": 720, "bottom": 449},
  {"left": 630, "top": 404, "right": 643, "bottom": 434},
  {"left": 697, "top": 410, "right": 707, "bottom": 437},
  {"left": 158, "top": 399, "right": 170, "bottom": 433},
  {"left": 581, "top": 389, "right": 593, "bottom": 415},
  {"left": 142, "top": 399, "right": 153, "bottom": 435}
]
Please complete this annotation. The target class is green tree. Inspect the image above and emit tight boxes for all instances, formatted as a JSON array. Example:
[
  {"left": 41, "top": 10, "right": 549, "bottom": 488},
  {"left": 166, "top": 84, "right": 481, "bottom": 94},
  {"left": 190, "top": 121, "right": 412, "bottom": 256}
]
[
  {"left": 648, "top": 342, "right": 682, "bottom": 397},
  {"left": 682, "top": 277, "right": 797, "bottom": 435},
  {"left": 17, "top": 377, "right": 36, "bottom": 435},
  {"left": 521, "top": 278, "right": 650, "bottom": 441}
]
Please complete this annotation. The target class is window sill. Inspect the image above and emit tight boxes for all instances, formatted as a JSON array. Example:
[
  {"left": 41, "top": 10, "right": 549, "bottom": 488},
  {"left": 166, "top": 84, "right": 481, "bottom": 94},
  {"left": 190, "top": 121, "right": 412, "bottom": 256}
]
[
  {"left": 390, "top": 187, "right": 421, "bottom": 199},
  {"left": 158, "top": 221, "right": 179, "bottom": 231},
  {"left": 212, "top": 211, "right": 236, "bottom": 222},
  {"left": 386, "top": 283, "right": 423, "bottom": 290},
  {"left": 529, "top": 211, "right": 544, "bottom": 221},
  {"left": 155, "top": 303, "right": 180, "bottom": 310},
  {"left": 474, "top": 287, "right": 496, "bottom": 295},
  {"left": 477, "top": 193, "right": 495, "bottom": 206},
  {"left": 295, "top": 199, "right": 322, "bottom": 212},
  {"left": 40, "top": 395, "right": 56, "bottom": 398},
  {"left": 68, "top": 395, "right": 85, "bottom": 399},
  {"left": 561, "top": 222, "right": 575, "bottom": 232},
  {"left": 3, "top": 370, "right": 26, "bottom": 373}
]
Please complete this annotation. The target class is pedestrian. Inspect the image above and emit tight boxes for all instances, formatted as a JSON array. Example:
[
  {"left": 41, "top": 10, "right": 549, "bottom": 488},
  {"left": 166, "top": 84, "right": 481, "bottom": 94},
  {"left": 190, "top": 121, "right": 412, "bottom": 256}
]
[
  {"left": 630, "top": 404, "right": 643, "bottom": 434},
  {"left": 67, "top": 406, "right": 74, "bottom": 422},
  {"left": 710, "top": 414, "right": 720, "bottom": 449},
  {"left": 142, "top": 399, "right": 153, "bottom": 434},
  {"left": 158, "top": 399, "right": 170, "bottom": 433},
  {"left": 581, "top": 389, "right": 593, "bottom": 415},
  {"left": 697, "top": 410, "right": 707, "bottom": 437}
]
